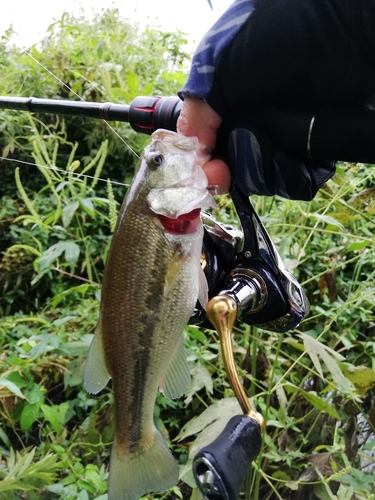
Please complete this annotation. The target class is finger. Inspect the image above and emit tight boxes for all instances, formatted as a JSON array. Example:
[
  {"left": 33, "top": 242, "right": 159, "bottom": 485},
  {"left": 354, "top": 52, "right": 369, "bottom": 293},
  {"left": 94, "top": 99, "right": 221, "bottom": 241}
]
[
  {"left": 203, "top": 158, "right": 231, "bottom": 194},
  {"left": 177, "top": 97, "right": 222, "bottom": 149}
]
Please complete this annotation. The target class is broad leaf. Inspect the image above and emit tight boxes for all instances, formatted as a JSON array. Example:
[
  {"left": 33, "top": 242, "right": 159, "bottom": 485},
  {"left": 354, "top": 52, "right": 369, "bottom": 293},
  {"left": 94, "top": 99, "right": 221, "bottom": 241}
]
[
  {"left": 80, "top": 198, "right": 95, "bottom": 218},
  {"left": 28, "top": 334, "right": 59, "bottom": 357},
  {"left": 341, "top": 364, "right": 375, "bottom": 395},
  {"left": 286, "top": 383, "right": 340, "bottom": 419},
  {"left": 41, "top": 402, "right": 69, "bottom": 434},
  {"left": 38, "top": 241, "right": 80, "bottom": 271},
  {"left": 0, "top": 378, "right": 26, "bottom": 399},
  {"left": 300, "top": 333, "right": 353, "bottom": 394},
  {"left": 347, "top": 241, "right": 371, "bottom": 252},
  {"left": 309, "top": 213, "right": 344, "bottom": 229},
  {"left": 184, "top": 362, "right": 213, "bottom": 405},
  {"left": 62, "top": 201, "right": 79, "bottom": 227},
  {"left": 20, "top": 403, "right": 40, "bottom": 431}
]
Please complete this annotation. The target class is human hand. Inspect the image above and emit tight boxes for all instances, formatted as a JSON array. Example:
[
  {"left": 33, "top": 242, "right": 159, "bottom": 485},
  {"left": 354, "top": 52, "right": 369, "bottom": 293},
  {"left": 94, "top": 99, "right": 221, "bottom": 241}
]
[{"left": 177, "top": 97, "right": 231, "bottom": 194}]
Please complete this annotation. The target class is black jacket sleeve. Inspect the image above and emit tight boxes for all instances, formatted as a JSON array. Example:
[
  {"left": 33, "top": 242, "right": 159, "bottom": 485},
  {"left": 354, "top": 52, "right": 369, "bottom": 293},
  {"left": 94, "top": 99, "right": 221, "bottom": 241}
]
[
  {"left": 181, "top": 0, "right": 375, "bottom": 199},
  {"left": 206, "top": 0, "right": 375, "bottom": 117}
]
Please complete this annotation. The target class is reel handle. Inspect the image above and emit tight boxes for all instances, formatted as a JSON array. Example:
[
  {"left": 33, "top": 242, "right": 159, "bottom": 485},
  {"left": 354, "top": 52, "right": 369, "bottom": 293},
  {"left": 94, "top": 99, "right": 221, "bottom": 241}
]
[{"left": 192, "top": 295, "right": 265, "bottom": 500}]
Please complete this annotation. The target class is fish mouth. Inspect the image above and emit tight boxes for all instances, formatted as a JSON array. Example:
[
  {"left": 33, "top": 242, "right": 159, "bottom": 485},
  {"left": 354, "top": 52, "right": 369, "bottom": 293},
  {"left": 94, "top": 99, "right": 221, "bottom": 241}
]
[
  {"left": 156, "top": 208, "right": 201, "bottom": 235},
  {"left": 148, "top": 188, "right": 216, "bottom": 217}
]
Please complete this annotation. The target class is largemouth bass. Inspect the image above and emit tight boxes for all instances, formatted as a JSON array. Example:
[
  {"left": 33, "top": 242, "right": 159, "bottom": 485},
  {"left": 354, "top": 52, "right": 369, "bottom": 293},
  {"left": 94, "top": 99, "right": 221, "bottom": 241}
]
[{"left": 84, "top": 130, "right": 215, "bottom": 500}]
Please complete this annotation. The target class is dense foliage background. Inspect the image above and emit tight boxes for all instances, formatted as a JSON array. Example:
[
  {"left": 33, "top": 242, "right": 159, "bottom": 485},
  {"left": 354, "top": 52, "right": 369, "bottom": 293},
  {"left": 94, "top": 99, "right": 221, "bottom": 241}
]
[{"left": 0, "top": 9, "right": 375, "bottom": 500}]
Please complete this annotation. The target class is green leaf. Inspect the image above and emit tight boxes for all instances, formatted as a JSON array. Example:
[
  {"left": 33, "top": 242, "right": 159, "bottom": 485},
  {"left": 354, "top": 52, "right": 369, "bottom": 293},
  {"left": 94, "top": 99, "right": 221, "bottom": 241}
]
[
  {"left": 337, "top": 485, "right": 355, "bottom": 500},
  {"left": 6, "top": 372, "right": 27, "bottom": 388},
  {"left": 52, "top": 315, "right": 79, "bottom": 327},
  {"left": 110, "top": 87, "right": 128, "bottom": 101},
  {"left": 85, "top": 469, "right": 105, "bottom": 491},
  {"left": 41, "top": 405, "right": 61, "bottom": 434},
  {"left": 184, "top": 362, "right": 213, "bottom": 405},
  {"left": 62, "top": 201, "right": 79, "bottom": 227},
  {"left": 28, "top": 333, "right": 59, "bottom": 357},
  {"left": 275, "top": 382, "right": 288, "bottom": 424},
  {"left": 299, "top": 333, "right": 353, "bottom": 394},
  {"left": 347, "top": 241, "right": 371, "bottom": 252},
  {"left": 58, "top": 341, "right": 89, "bottom": 357},
  {"left": 64, "top": 241, "right": 80, "bottom": 269},
  {"left": 51, "top": 284, "right": 90, "bottom": 308},
  {"left": 45, "top": 484, "right": 64, "bottom": 494},
  {"left": 0, "top": 378, "right": 26, "bottom": 399},
  {"left": 139, "top": 81, "right": 154, "bottom": 96},
  {"left": 286, "top": 480, "right": 299, "bottom": 491},
  {"left": 20, "top": 403, "right": 40, "bottom": 431},
  {"left": 80, "top": 198, "right": 95, "bottom": 218},
  {"left": 41, "top": 402, "right": 69, "bottom": 434},
  {"left": 73, "top": 462, "right": 85, "bottom": 474},
  {"left": 314, "top": 483, "right": 336, "bottom": 500},
  {"left": 176, "top": 397, "right": 242, "bottom": 442},
  {"left": 96, "top": 40, "right": 106, "bottom": 58},
  {"left": 341, "top": 364, "right": 375, "bottom": 395},
  {"left": 24, "top": 384, "right": 44, "bottom": 404},
  {"left": 38, "top": 241, "right": 80, "bottom": 271},
  {"left": 286, "top": 384, "right": 340, "bottom": 419},
  {"left": 64, "top": 358, "right": 85, "bottom": 388},
  {"left": 126, "top": 71, "right": 139, "bottom": 97},
  {"left": 309, "top": 213, "right": 344, "bottom": 229},
  {"left": 77, "top": 489, "right": 90, "bottom": 500},
  {"left": 0, "top": 426, "right": 12, "bottom": 448}
]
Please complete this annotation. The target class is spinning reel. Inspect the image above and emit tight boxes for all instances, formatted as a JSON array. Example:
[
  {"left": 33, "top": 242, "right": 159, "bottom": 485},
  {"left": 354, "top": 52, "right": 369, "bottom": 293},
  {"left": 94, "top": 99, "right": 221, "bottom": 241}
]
[{"left": 189, "top": 129, "right": 309, "bottom": 500}]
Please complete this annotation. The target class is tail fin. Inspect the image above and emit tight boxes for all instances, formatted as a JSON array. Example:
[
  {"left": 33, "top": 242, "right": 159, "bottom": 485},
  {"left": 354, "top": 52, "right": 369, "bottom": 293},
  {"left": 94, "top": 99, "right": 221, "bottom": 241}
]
[{"left": 108, "top": 427, "right": 179, "bottom": 500}]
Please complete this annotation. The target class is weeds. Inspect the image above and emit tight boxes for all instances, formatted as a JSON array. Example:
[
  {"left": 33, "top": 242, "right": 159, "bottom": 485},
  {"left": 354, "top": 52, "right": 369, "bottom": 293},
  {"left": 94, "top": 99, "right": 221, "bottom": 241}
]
[{"left": 1, "top": 8, "right": 375, "bottom": 500}]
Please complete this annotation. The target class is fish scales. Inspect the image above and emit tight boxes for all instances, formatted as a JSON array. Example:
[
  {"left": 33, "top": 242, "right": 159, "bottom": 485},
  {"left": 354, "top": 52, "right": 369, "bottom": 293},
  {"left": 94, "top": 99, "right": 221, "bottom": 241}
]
[
  {"left": 84, "top": 129, "right": 215, "bottom": 500},
  {"left": 102, "top": 193, "right": 202, "bottom": 451}
]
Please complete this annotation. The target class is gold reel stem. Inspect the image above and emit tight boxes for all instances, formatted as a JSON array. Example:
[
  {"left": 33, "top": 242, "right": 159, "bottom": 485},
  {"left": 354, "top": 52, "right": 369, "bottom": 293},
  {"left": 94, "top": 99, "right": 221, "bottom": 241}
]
[{"left": 206, "top": 295, "right": 265, "bottom": 432}]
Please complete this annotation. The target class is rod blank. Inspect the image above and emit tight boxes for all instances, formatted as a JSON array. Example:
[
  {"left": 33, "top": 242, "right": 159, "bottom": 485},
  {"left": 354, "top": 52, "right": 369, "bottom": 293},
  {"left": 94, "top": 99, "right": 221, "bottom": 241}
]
[{"left": 0, "top": 96, "right": 130, "bottom": 122}]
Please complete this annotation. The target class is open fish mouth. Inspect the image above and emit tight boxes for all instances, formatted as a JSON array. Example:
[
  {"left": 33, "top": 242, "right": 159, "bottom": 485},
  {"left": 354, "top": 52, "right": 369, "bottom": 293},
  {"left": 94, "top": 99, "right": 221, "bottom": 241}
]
[
  {"left": 148, "top": 187, "right": 216, "bottom": 235},
  {"left": 156, "top": 208, "right": 202, "bottom": 235},
  {"left": 145, "top": 129, "right": 217, "bottom": 234}
]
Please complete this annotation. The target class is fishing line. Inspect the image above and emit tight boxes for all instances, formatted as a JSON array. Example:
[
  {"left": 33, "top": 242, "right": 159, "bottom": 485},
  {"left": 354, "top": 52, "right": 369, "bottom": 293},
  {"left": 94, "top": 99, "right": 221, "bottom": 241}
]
[
  {"left": 0, "top": 156, "right": 129, "bottom": 187},
  {"left": 2, "top": 30, "right": 140, "bottom": 185},
  {"left": 21, "top": 47, "right": 140, "bottom": 159}
]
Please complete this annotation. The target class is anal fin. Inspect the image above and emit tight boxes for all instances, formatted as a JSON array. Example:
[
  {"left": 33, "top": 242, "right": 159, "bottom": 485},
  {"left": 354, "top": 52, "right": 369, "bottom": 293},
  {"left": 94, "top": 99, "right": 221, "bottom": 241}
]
[{"left": 160, "top": 336, "right": 190, "bottom": 400}]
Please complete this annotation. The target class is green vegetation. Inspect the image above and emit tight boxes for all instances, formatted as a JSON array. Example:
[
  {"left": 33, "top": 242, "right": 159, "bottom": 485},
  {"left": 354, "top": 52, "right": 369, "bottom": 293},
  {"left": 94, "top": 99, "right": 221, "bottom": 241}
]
[{"left": 1, "top": 9, "right": 375, "bottom": 500}]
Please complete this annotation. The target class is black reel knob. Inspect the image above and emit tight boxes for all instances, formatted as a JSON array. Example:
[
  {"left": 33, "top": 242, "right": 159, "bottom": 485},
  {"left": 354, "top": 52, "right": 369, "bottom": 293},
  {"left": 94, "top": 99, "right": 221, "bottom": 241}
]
[{"left": 193, "top": 415, "right": 262, "bottom": 500}]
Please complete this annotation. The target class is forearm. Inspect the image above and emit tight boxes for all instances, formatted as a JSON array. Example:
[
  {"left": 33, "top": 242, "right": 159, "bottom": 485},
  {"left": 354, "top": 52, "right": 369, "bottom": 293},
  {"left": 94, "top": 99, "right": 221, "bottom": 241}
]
[{"left": 182, "top": 0, "right": 375, "bottom": 116}]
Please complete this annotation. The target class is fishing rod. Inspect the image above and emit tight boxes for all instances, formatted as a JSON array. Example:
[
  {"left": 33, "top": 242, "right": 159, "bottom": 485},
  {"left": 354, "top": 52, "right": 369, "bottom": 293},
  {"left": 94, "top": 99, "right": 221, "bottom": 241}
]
[
  {"left": 0, "top": 95, "right": 182, "bottom": 134},
  {"left": 1, "top": 94, "right": 374, "bottom": 161},
  {"left": 1, "top": 93, "right": 369, "bottom": 500}
]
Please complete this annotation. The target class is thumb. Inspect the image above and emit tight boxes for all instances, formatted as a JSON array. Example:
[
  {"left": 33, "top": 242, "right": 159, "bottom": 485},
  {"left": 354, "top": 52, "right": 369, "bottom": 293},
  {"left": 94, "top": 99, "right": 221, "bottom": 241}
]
[
  {"left": 177, "top": 97, "right": 222, "bottom": 150},
  {"left": 177, "top": 97, "right": 231, "bottom": 194}
]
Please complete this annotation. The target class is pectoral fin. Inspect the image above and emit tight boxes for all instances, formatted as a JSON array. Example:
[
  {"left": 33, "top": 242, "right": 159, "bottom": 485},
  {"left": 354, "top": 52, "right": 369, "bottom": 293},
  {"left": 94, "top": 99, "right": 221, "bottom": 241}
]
[
  {"left": 198, "top": 262, "right": 209, "bottom": 309},
  {"left": 84, "top": 321, "right": 110, "bottom": 394},
  {"left": 164, "top": 252, "right": 184, "bottom": 296},
  {"left": 159, "top": 337, "right": 190, "bottom": 400}
]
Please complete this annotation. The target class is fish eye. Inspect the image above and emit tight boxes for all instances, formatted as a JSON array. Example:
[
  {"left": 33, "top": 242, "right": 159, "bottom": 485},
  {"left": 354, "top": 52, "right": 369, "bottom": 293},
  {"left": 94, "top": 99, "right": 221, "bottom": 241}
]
[{"left": 147, "top": 153, "right": 164, "bottom": 168}]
